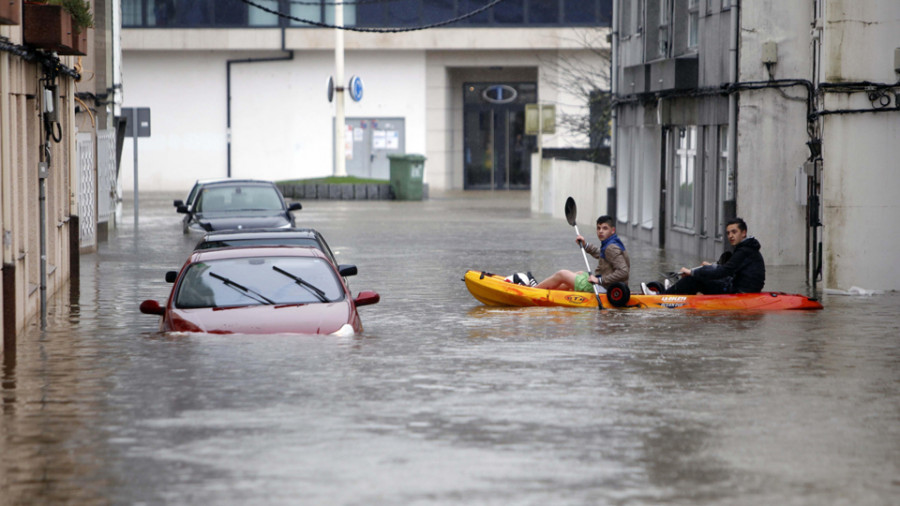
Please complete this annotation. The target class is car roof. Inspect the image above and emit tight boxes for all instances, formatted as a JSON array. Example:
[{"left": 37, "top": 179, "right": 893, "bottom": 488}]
[
  {"left": 199, "top": 179, "right": 279, "bottom": 188},
  {"left": 200, "top": 228, "right": 320, "bottom": 241},
  {"left": 194, "top": 178, "right": 272, "bottom": 185},
  {"left": 189, "top": 245, "right": 329, "bottom": 263}
]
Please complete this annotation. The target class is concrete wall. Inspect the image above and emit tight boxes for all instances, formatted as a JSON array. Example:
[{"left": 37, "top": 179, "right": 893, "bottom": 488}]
[
  {"left": 820, "top": 1, "right": 900, "bottom": 291},
  {"left": 119, "top": 50, "right": 427, "bottom": 192},
  {"left": 1, "top": 43, "right": 77, "bottom": 342},
  {"left": 738, "top": 1, "right": 813, "bottom": 266},
  {"left": 531, "top": 157, "right": 611, "bottom": 223}
]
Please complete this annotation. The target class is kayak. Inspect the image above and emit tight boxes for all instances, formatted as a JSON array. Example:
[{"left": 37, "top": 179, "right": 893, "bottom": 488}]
[{"left": 464, "top": 270, "right": 823, "bottom": 310}]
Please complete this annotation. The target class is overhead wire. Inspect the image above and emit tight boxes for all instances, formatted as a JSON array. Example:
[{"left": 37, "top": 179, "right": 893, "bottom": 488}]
[
  {"left": 234, "top": 0, "right": 510, "bottom": 32},
  {"left": 286, "top": 0, "right": 406, "bottom": 5}
]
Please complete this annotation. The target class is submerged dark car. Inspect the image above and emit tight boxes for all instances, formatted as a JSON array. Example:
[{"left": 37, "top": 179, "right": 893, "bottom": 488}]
[
  {"left": 194, "top": 228, "right": 338, "bottom": 266},
  {"left": 177, "top": 180, "right": 301, "bottom": 234}
]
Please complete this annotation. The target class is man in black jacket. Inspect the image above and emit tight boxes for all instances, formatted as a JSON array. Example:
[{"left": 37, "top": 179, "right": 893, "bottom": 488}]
[{"left": 664, "top": 218, "right": 766, "bottom": 294}]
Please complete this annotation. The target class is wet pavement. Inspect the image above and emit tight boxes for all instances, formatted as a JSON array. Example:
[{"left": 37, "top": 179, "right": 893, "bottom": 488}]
[{"left": 2, "top": 191, "right": 898, "bottom": 505}]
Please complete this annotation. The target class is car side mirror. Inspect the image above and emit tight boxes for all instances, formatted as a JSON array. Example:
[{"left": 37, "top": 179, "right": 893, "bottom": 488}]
[
  {"left": 288, "top": 202, "right": 302, "bottom": 211},
  {"left": 173, "top": 199, "right": 184, "bottom": 207},
  {"left": 176, "top": 205, "right": 189, "bottom": 214},
  {"left": 165, "top": 271, "right": 178, "bottom": 283},
  {"left": 139, "top": 300, "right": 165, "bottom": 315},
  {"left": 354, "top": 290, "right": 380, "bottom": 307},
  {"left": 338, "top": 264, "right": 358, "bottom": 277}
]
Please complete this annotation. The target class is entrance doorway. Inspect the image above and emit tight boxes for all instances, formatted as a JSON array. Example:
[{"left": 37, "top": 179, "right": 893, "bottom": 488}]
[
  {"left": 344, "top": 117, "right": 405, "bottom": 180},
  {"left": 463, "top": 82, "right": 537, "bottom": 190}
]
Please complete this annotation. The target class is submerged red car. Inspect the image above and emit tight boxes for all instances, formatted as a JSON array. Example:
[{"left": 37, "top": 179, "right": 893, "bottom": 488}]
[{"left": 140, "top": 246, "right": 379, "bottom": 335}]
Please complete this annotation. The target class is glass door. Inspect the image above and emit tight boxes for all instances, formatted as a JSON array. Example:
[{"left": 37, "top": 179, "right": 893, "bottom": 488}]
[{"left": 463, "top": 82, "right": 535, "bottom": 190}]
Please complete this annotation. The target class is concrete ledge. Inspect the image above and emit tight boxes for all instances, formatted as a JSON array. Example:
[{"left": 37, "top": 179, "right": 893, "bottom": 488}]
[{"left": 278, "top": 183, "right": 396, "bottom": 200}]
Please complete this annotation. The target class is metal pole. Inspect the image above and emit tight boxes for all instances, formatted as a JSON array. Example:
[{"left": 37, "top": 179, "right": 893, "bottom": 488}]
[
  {"left": 39, "top": 168, "right": 47, "bottom": 328},
  {"left": 334, "top": 2, "right": 347, "bottom": 177},
  {"left": 726, "top": 1, "right": 740, "bottom": 207},
  {"left": 537, "top": 103, "right": 543, "bottom": 187},
  {"left": 133, "top": 133, "right": 138, "bottom": 228}
]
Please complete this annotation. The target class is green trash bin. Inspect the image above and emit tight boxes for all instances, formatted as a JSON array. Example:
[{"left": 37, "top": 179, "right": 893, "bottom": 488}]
[{"left": 388, "top": 154, "right": 426, "bottom": 200}]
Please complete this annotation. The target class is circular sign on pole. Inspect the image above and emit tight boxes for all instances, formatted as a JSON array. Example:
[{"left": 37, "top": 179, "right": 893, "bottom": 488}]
[
  {"left": 349, "top": 75, "right": 364, "bottom": 102},
  {"left": 327, "top": 76, "right": 335, "bottom": 103}
]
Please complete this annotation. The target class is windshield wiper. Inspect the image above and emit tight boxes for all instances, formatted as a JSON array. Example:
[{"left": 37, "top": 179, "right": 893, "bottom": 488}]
[
  {"left": 272, "top": 266, "right": 331, "bottom": 303},
  {"left": 209, "top": 271, "right": 275, "bottom": 305}
]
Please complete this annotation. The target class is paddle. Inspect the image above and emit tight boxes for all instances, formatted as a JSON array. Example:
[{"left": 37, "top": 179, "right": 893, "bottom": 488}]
[{"left": 564, "top": 197, "right": 604, "bottom": 310}]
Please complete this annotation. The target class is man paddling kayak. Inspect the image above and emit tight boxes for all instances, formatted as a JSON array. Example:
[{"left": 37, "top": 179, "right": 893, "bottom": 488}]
[
  {"left": 661, "top": 217, "right": 765, "bottom": 295},
  {"left": 535, "top": 215, "right": 630, "bottom": 293}
]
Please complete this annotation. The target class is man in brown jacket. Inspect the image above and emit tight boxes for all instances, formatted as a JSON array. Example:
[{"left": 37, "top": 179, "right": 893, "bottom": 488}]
[{"left": 535, "top": 215, "right": 630, "bottom": 293}]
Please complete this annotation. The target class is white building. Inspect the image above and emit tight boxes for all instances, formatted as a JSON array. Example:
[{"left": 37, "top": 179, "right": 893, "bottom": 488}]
[
  {"left": 612, "top": 0, "right": 900, "bottom": 291},
  {"left": 120, "top": 1, "right": 611, "bottom": 193}
]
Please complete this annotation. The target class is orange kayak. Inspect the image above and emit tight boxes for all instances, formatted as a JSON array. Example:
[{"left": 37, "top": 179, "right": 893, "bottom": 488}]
[{"left": 464, "top": 270, "right": 823, "bottom": 310}]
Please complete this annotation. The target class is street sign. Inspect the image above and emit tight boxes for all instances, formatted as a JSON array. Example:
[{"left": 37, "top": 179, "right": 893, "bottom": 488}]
[
  {"left": 121, "top": 107, "right": 151, "bottom": 226},
  {"left": 349, "top": 75, "right": 364, "bottom": 102},
  {"left": 123, "top": 107, "right": 151, "bottom": 137}
]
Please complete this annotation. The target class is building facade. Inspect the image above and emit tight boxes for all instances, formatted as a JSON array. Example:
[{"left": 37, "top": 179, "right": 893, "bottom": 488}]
[
  {"left": 119, "top": 0, "right": 612, "bottom": 193},
  {"left": 1, "top": 0, "right": 121, "bottom": 348},
  {"left": 612, "top": 0, "right": 900, "bottom": 290}
]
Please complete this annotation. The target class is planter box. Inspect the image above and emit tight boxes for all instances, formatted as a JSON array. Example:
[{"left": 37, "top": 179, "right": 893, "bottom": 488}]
[
  {"left": 23, "top": 3, "right": 74, "bottom": 52},
  {"left": 1, "top": 0, "right": 21, "bottom": 25},
  {"left": 60, "top": 28, "right": 88, "bottom": 56}
]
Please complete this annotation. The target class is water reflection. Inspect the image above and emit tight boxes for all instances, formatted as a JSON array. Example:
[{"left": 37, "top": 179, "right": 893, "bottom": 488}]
[{"left": 1, "top": 192, "right": 898, "bottom": 505}]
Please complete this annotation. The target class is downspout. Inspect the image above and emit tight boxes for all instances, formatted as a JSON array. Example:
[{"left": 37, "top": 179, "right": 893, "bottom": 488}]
[
  {"left": 726, "top": 0, "right": 740, "bottom": 220},
  {"left": 609, "top": 0, "right": 618, "bottom": 219},
  {"left": 1, "top": 50, "right": 15, "bottom": 349},
  {"left": 226, "top": 26, "right": 294, "bottom": 178},
  {"left": 809, "top": 0, "right": 823, "bottom": 289}
]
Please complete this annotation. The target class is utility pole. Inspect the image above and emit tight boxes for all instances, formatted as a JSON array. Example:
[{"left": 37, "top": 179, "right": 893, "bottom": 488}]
[{"left": 334, "top": 2, "right": 347, "bottom": 177}]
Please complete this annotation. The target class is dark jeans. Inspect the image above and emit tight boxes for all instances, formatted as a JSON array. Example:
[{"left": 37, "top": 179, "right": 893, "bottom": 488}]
[{"left": 664, "top": 276, "right": 731, "bottom": 295}]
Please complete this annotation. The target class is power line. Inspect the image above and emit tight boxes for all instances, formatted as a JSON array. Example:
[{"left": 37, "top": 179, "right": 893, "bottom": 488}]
[
  {"left": 286, "top": 0, "right": 405, "bottom": 5},
  {"left": 234, "top": 0, "right": 510, "bottom": 32}
]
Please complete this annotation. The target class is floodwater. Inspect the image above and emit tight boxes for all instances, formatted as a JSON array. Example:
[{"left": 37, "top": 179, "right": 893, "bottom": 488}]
[{"left": 2, "top": 191, "right": 898, "bottom": 505}]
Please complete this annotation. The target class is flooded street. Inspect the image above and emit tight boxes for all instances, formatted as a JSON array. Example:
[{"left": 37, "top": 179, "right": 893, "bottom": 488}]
[{"left": 2, "top": 191, "right": 898, "bottom": 505}]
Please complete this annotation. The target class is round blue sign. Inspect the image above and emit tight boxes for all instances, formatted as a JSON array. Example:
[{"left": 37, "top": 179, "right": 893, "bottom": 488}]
[{"left": 349, "top": 75, "right": 364, "bottom": 102}]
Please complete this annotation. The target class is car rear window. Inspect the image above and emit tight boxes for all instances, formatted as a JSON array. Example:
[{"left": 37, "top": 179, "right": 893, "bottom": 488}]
[
  {"left": 196, "top": 186, "right": 283, "bottom": 212},
  {"left": 175, "top": 256, "right": 343, "bottom": 309}
]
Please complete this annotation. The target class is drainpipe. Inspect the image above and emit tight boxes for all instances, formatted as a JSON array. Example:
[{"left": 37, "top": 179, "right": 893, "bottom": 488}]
[
  {"left": 725, "top": 0, "right": 740, "bottom": 219},
  {"left": 610, "top": 0, "right": 618, "bottom": 220},
  {"left": 1, "top": 52, "right": 14, "bottom": 349},
  {"left": 226, "top": 27, "right": 294, "bottom": 178}
]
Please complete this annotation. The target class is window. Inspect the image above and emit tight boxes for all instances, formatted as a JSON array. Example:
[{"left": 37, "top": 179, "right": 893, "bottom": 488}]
[
  {"left": 422, "top": 0, "right": 455, "bottom": 24},
  {"left": 721, "top": 0, "right": 731, "bottom": 10},
  {"left": 495, "top": 0, "right": 525, "bottom": 24},
  {"left": 673, "top": 126, "right": 696, "bottom": 230},
  {"left": 621, "top": 0, "right": 632, "bottom": 36},
  {"left": 657, "top": 0, "right": 669, "bottom": 57},
  {"left": 716, "top": 125, "right": 728, "bottom": 238},
  {"left": 564, "top": 0, "right": 597, "bottom": 23},
  {"left": 688, "top": 0, "right": 699, "bottom": 48},
  {"left": 122, "top": 0, "right": 612, "bottom": 28},
  {"left": 248, "top": 0, "right": 277, "bottom": 26},
  {"left": 530, "top": 0, "right": 560, "bottom": 24}
]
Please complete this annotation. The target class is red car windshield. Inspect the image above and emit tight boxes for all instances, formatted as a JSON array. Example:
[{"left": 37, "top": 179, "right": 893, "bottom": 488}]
[{"left": 175, "top": 256, "right": 344, "bottom": 309}]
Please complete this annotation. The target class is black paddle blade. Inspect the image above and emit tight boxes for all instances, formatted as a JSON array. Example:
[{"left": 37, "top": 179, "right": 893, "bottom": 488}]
[{"left": 564, "top": 197, "right": 577, "bottom": 226}]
